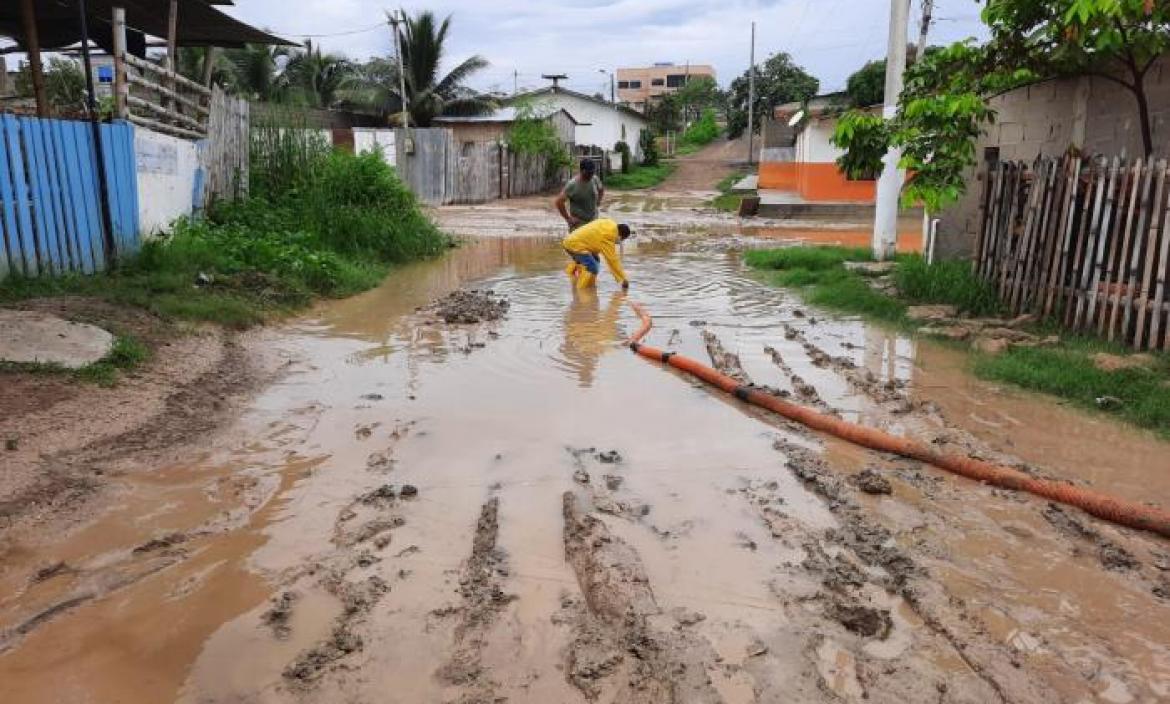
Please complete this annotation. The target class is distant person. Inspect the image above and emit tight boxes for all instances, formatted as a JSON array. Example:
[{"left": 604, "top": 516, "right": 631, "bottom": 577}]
[
  {"left": 555, "top": 159, "right": 605, "bottom": 231},
  {"left": 562, "top": 218, "right": 632, "bottom": 290}
]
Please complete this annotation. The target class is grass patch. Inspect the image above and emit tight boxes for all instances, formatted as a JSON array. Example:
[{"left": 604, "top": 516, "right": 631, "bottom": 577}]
[
  {"left": 709, "top": 169, "right": 754, "bottom": 212},
  {"left": 0, "top": 144, "right": 449, "bottom": 328},
  {"left": 605, "top": 163, "right": 676, "bottom": 190},
  {"left": 974, "top": 340, "right": 1170, "bottom": 437},
  {"left": 674, "top": 142, "right": 702, "bottom": 157},
  {"left": 747, "top": 243, "right": 1170, "bottom": 436},
  {"left": 0, "top": 334, "right": 149, "bottom": 387}
]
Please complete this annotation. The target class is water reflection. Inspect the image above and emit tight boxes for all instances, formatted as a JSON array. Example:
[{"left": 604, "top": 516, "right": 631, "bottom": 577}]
[{"left": 559, "top": 289, "right": 626, "bottom": 388}]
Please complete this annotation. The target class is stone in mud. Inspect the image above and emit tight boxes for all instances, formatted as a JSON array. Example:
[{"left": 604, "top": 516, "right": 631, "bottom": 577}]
[
  {"left": 361, "top": 392, "right": 384, "bottom": 401},
  {"left": 597, "top": 450, "right": 622, "bottom": 464},
  {"left": 907, "top": 304, "right": 957, "bottom": 322},
  {"left": 399, "top": 484, "right": 419, "bottom": 498},
  {"left": 850, "top": 468, "right": 893, "bottom": 495},
  {"left": 430, "top": 289, "right": 510, "bottom": 324},
  {"left": 973, "top": 337, "right": 1010, "bottom": 355},
  {"left": 746, "top": 639, "right": 769, "bottom": 657},
  {"left": 573, "top": 469, "right": 591, "bottom": 484},
  {"left": 30, "top": 561, "right": 70, "bottom": 583},
  {"left": 672, "top": 608, "right": 707, "bottom": 626},
  {"left": 829, "top": 601, "right": 893, "bottom": 639},
  {"left": 689, "top": 320, "right": 708, "bottom": 327},
  {"left": 604, "top": 475, "right": 623, "bottom": 491}
]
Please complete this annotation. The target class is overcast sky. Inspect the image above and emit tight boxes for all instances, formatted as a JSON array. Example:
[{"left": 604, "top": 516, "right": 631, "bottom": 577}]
[{"left": 219, "top": 0, "right": 988, "bottom": 96}]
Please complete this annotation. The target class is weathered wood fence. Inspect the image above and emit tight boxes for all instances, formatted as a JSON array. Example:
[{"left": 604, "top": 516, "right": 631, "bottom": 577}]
[
  {"left": 392, "top": 128, "right": 567, "bottom": 206},
  {"left": 202, "top": 87, "right": 249, "bottom": 205},
  {"left": 976, "top": 155, "right": 1170, "bottom": 350},
  {"left": 0, "top": 115, "right": 139, "bottom": 279}
]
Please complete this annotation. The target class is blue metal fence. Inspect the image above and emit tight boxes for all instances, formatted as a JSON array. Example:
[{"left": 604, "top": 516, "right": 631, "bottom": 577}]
[{"left": 0, "top": 115, "right": 139, "bottom": 279}]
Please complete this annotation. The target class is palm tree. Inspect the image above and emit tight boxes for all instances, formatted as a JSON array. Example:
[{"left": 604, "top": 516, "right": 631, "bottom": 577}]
[
  {"left": 346, "top": 10, "right": 494, "bottom": 126},
  {"left": 222, "top": 44, "right": 288, "bottom": 102},
  {"left": 281, "top": 40, "right": 353, "bottom": 109}
]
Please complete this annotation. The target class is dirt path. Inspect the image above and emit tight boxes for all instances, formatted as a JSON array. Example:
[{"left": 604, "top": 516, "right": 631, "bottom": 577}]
[
  {"left": 1, "top": 203, "right": 1168, "bottom": 703},
  {"left": 659, "top": 136, "right": 749, "bottom": 192}
]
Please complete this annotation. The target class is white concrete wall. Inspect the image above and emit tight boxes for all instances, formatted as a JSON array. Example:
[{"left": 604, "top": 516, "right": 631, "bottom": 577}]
[
  {"left": 135, "top": 127, "right": 202, "bottom": 236},
  {"left": 796, "top": 118, "right": 843, "bottom": 164},
  {"left": 533, "top": 92, "right": 650, "bottom": 160},
  {"left": 353, "top": 128, "right": 397, "bottom": 165}
]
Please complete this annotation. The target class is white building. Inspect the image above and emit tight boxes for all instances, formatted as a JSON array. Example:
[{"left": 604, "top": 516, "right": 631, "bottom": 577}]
[{"left": 506, "top": 87, "right": 650, "bottom": 166}]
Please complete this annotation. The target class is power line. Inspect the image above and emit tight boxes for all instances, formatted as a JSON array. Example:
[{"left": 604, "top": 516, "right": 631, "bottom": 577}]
[{"left": 259, "top": 20, "right": 389, "bottom": 39}]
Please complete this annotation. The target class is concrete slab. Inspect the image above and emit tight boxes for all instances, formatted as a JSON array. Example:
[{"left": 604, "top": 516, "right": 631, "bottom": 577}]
[
  {"left": 731, "top": 174, "right": 758, "bottom": 192},
  {"left": 0, "top": 309, "right": 115, "bottom": 369}
]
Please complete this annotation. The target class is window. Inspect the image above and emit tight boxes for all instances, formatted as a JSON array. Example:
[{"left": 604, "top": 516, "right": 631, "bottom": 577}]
[
  {"left": 628, "top": 80, "right": 642, "bottom": 89},
  {"left": 666, "top": 74, "right": 686, "bottom": 88},
  {"left": 617, "top": 80, "right": 630, "bottom": 89},
  {"left": 651, "top": 78, "right": 664, "bottom": 86}
]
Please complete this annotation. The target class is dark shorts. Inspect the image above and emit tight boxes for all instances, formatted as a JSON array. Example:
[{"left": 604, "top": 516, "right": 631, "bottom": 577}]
[{"left": 565, "top": 249, "right": 601, "bottom": 275}]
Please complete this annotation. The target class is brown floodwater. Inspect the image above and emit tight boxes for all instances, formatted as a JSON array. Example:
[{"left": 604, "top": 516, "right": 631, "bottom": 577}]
[{"left": 1, "top": 232, "right": 1168, "bottom": 703}]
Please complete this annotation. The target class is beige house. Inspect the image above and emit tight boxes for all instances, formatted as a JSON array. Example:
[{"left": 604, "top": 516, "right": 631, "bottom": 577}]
[{"left": 616, "top": 63, "right": 715, "bottom": 112}]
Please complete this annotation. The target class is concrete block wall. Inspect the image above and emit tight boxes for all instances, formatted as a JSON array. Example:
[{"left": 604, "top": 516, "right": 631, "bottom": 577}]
[{"left": 936, "top": 56, "right": 1170, "bottom": 259}]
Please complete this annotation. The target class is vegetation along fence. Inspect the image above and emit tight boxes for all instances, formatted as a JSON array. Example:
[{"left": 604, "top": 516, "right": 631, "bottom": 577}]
[
  {"left": 976, "top": 155, "right": 1170, "bottom": 351},
  {"left": 0, "top": 115, "right": 139, "bottom": 279},
  {"left": 203, "top": 87, "right": 250, "bottom": 206}
]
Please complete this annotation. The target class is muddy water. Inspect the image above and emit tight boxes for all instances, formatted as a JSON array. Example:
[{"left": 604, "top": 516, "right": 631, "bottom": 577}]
[{"left": 2, "top": 233, "right": 1169, "bottom": 703}]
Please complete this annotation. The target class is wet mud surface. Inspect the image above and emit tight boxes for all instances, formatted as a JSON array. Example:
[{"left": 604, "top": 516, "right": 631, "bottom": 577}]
[{"left": 1, "top": 201, "right": 1169, "bottom": 703}]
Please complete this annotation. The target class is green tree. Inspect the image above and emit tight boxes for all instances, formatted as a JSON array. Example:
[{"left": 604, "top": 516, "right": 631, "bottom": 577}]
[
  {"left": 15, "top": 58, "right": 85, "bottom": 113},
  {"left": 833, "top": 0, "right": 1170, "bottom": 212},
  {"left": 282, "top": 40, "right": 354, "bottom": 109},
  {"left": 645, "top": 93, "right": 682, "bottom": 133},
  {"left": 725, "top": 52, "right": 818, "bottom": 139},
  {"left": 346, "top": 9, "right": 494, "bottom": 127},
  {"left": 674, "top": 75, "right": 721, "bottom": 123},
  {"left": 845, "top": 59, "right": 886, "bottom": 108},
  {"left": 222, "top": 44, "right": 289, "bottom": 101}
]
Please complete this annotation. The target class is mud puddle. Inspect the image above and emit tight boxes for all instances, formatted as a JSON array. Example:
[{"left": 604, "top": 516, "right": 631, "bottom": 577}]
[{"left": 2, "top": 228, "right": 1168, "bottom": 703}]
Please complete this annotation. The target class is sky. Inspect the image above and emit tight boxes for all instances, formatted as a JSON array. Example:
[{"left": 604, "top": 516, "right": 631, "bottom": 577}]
[{"left": 217, "top": 0, "right": 989, "bottom": 96}]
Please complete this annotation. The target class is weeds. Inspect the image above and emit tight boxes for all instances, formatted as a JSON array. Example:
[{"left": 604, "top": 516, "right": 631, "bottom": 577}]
[
  {"left": 894, "top": 255, "right": 1001, "bottom": 316},
  {"left": 681, "top": 108, "right": 720, "bottom": 147},
  {"left": 974, "top": 340, "right": 1170, "bottom": 437},
  {"left": 1, "top": 141, "right": 448, "bottom": 328},
  {"left": 709, "top": 170, "right": 753, "bottom": 212},
  {"left": 605, "top": 163, "right": 676, "bottom": 190}
]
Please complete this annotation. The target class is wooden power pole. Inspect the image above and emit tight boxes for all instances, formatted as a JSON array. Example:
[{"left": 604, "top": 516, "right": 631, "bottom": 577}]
[{"left": 19, "top": 0, "right": 48, "bottom": 117}]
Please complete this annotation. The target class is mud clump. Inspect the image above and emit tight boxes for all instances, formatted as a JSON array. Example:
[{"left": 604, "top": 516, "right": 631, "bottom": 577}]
[
  {"left": 829, "top": 601, "right": 893, "bottom": 639},
  {"left": 29, "top": 561, "right": 71, "bottom": 583},
  {"left": 399, "top": 484, "right": 418, "bottom": 499},
  {"left": 430, "top": 289, "right": 509, "bottom": 324},
  {"left": 598, "top": 450, "right": 622, "bottom": 464},
  {"left": 262, "top": 591, "right": 298, "bottom": 639},
  {"left": 283, "top": 625, "right": 363, "bottom": 682},
  {"left": 701, "top": 330, "right": 750, "bottom": 384},
  {"left": 1043, "top": 504, "right": 1139, "bottom": 571},
  {"left": 132, "top": 532, "right": 188, "bottom": 555},
  {"left": 850, "top": 468, "right": 893, "bottom": 495},
  {"left": 359, "top": 484, "right": 397, "bottom": 504}
]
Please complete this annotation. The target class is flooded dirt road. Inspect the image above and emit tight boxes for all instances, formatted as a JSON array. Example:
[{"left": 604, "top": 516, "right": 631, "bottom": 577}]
[{"left": 1, "top": 206, "right": 1169, "bottom": 703}]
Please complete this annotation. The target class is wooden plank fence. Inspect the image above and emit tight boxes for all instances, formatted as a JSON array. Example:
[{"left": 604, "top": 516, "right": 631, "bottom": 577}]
[
  {"left": 203, "top": 87, "right": 249, "bottom": 206},
  {"left": 977, "top": 155, "right": 1170, "bottom": 350},
  {"left": 393, "top": 128, "right": 567, "bottom": 205},
  {"left": 0, "top": 115, "right": 139, "bottom": 279}
]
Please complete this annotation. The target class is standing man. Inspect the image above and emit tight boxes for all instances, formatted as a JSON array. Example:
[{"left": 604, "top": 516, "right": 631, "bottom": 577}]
[{"left": 555, "top": 159, "right": 605, "bottom": 231}]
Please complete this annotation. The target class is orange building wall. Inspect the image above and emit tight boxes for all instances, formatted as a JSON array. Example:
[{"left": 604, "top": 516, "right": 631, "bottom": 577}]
[{"left": 758, "top": 161, "right": 875, "bottom": 203}]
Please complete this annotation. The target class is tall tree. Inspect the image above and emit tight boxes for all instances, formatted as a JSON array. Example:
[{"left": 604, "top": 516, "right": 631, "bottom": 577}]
[
  {"left": 844, "top": 59, "right": 886, "bottom": 108},
  {"left": 725, "top": 52, "right": 818, "bottom": 139},
  {"left": 347, "top": 9, "right": 493, "bottom": 126},
  {"left": 282, "top": 40, "right": 353, "bottom": 109},
  {"left": 674, "top": 75, "right": 721, "bottom": 123},
  {"left": 222, "top": 44, "right": 289, "bottom": 101}
]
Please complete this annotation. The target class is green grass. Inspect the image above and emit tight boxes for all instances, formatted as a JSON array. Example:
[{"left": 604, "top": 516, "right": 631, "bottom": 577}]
[
  {"left": 709, "top": 170, "right": 754, "bottom": 212},
  {"left": 674, "top": 143, "right": 702, "bottom": 157},
  {"left": 746, "top": 244, "right": 1170, "bottom": 437},
  {"left": 605, "top": 163, "right": 676, "bottom": 190},
  {"left": 0, "top": 149, "right": 448, "bottom": 329},
  {"left": 0, "top": 334, "right": 149, "bottom": 387},
  {"left": 974, "top": 340, "right": 1170, "bottom": 437}
]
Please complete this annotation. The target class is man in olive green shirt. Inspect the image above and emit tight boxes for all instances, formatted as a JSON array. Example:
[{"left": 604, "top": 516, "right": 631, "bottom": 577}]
[{"left": 555, "top": 159, "right": 605, "bottom": 231}]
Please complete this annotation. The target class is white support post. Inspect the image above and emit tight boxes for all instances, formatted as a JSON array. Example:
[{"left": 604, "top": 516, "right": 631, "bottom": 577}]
[
  {"left": 112, "top": 7, "right": 128, "bottom": 119},
  {"left": 872, "top": 0, "right": 910, "bottom": 261}
]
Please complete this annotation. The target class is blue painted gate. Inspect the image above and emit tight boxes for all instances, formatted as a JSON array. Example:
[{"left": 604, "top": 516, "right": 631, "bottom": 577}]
[{"left": 0, "top": 115, "right": 140, "bottom": 279}]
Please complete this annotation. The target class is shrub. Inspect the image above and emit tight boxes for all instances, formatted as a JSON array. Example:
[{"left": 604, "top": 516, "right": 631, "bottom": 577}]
[
  {"left": 614, "top": 141, "right": 632, "bottom": 173},
  {"left": 638, "top": 129, "right": 659, "bottom": 166},
  {"left": 681, "top": 108, "right": 720, "bottom": 146},
  {"left": 894, "top": 255, "right": 1002, "bottom": 316}
]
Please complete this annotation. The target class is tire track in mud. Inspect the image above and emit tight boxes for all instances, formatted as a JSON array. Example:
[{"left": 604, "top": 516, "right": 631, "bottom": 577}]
[
  {"left": 560, "top": 492, "right": 724, "bottom": 703},
  {"left": 433, "top": 497, "right": 517, "bottom": 704}
]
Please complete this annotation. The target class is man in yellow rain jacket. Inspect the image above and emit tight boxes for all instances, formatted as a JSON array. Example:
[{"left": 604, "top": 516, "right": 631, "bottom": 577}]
[{"left": 562, "top": 218, "right": 633, "bottom": 290}]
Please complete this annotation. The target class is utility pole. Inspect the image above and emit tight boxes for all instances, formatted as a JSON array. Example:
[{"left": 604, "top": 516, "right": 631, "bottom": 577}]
[
  {"left": 77, "top": 0, "right": 117, "bottom": 265},
  {"left": 871, "top": 0, "right": 910, "bottom": 261},
  {"left": 916, "top": 0, "right": 934, "bottom": 61},
  {"left": 389, "top": 10, "right": 409, "bottom": 130},
  {"left": 19, "top": 0, "right": 48, "bottom": 117},
  {"left": 513, "top": 69, "right": 518, "bottom": 96},
  {"left": 747, "top": 21, "right": 756, "bottom": 166}
]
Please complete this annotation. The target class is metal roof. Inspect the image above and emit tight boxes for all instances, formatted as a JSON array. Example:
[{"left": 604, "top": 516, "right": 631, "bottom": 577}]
[
  {"left": 434, "top": 106, "right": 580, "bottom": 125},
  {"left": 507, "top": 86, "right": 649, "bottom": 124},
  {"left": 0, "top": 0, "right": 292, "bottom": 51}
]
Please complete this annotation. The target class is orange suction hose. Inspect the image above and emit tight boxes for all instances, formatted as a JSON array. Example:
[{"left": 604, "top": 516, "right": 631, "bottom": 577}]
[{"left": 625, "top": 301, "right": 1170, "bottom": 540}]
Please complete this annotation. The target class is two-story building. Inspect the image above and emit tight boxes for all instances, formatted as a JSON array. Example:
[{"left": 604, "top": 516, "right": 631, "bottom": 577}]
[{"left": 616, "top": 63, "right": 716, "bottom": 112}]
